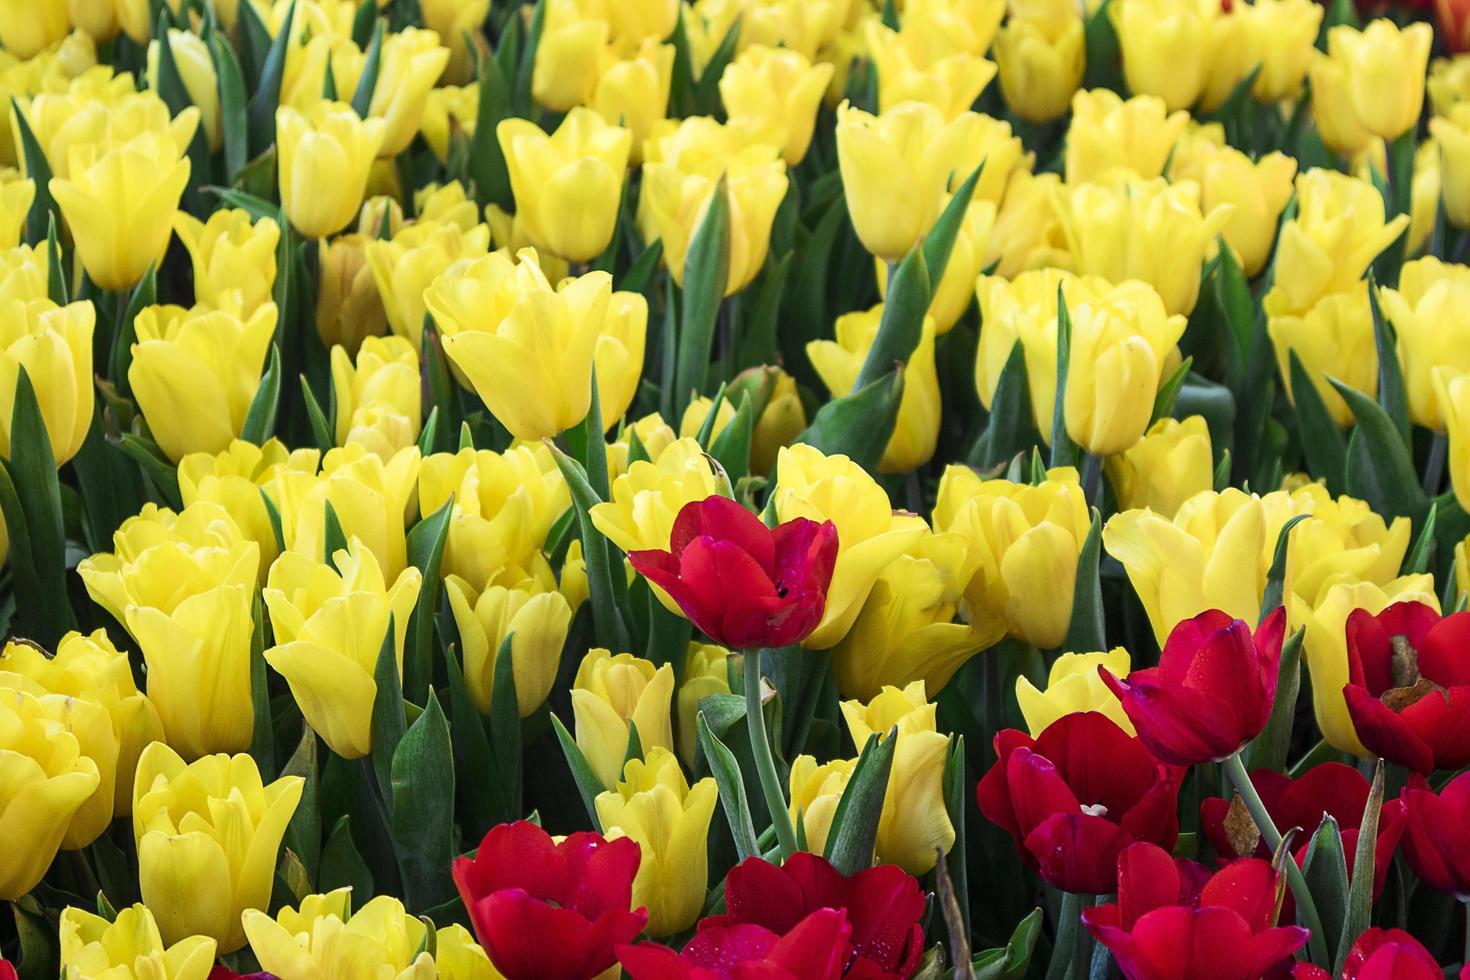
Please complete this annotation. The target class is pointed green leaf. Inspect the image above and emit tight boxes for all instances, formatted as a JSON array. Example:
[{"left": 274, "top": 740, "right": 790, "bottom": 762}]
[
  {"left": 675, "top": 180, "right": 731, "bottom": 416},
  {"left": 1331, "top": 376, "right": 1428, "bottom": 524},
  {"left": 550, "top": 712, "right": 605, "bottom": 831},
  {"left": 697, "top": 711, "right": 761, "bottom": 859},
  {"left": 1061, "top": 509, "right": 1104, "bottom": 653},
  {"left": 369, "top": 613, "right": 407, "bottom": 801},
  {"left": 794, "top": 369, "right": 904, "bottom": 473},
  {"left": 823, "top": 729, "right": 897, "bottom": 875},
  {"left": 241, "top": 344, "right": 283, "bottom": 444},
  {"left": 404, "top": 495, "right": 454, "bottom": 704},
  {"left": 391, "top": 691, "right": 456, "bottom": 909},
  {"left": 855, "top": 246, "right": 930, "bottom": 392},
  {"left": 351, "top": 19, "right": 386, "bottom": 118},
  {"left": 1290, "top": 351, "right": 1347, "bottom": 495}
]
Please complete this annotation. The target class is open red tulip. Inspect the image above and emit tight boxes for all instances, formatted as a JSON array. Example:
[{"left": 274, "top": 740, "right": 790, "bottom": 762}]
[
  {"left": 627, "top": 495, "right": 838, "bottom": 649},
  {"left": 617, "top": 907, "right": 853, "bottom": 980},
  {"left": 1399, "top": 771, "right": 1470, "bottom": 900}
]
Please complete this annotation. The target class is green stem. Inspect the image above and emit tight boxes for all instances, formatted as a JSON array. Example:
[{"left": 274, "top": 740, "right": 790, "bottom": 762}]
[
  {"left": 1224, "top": 752, "right": 1331, "bottom": 967},
  {"left": 1080, "top": 453, "right": 1102, "bottom": 508},
  {"left": 1044, "top": 890, "right": 1085, "bottom": 980},
  {"left": 1463, "top": 899, "right": 1469, "bottom": 968},
  {"left": 1424, "top": 432, "right": 1447, "bottom": 497},
  {"left": 745, "top": 650, "right": 797, "bottom": 860}
]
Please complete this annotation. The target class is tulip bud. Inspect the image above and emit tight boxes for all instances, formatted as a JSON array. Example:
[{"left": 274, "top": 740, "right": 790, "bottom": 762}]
[
  {"left": 1110, "top": 0, "right": 1220, "bottom": 111},
  {"left": 774, "top": 445, "right": 930, "bottom": 649},
  {"left": 1105, "top": 415, "right": 1215, "bottom": 517},
  {"left": 129, "top": 300, "right": 279, "bottom": 462},
  {"left": 1267, "top": 283, "right": 1377, "bottom": 429},
  {"left": 1374, "top": 258, "right": 1470, "bottom": 431},
  {"left": 1321, "top": 20, "right": 1432, "bottom": 142},
  {"left": 984, "top": 170, "right": 1072, "bottom": 278},
  {"left": 532, "top": 5, "right": 609, "bottom": 111},
  {"left": 61, "top": 905, "right": 216, "bottom": 980},
  {"left": 330, "top": 335, "right": 421, "bottom": 460},
  {"left": 1430, "top": 54, "right": 1470, "bottom": 117},
  {"left": 592, "top": 39, "right": 674, "bottom": 160},
  {"left": 0, "top": 0, "right": 69, "bottom": 58},
  {"left": 244, "top": 889, "right": 457, "bottom": 977},
  {"left": 422, "top": 0, "right": 491, "bottom": 83},
  {"left": 995, "top": 0, "right": 1086, "bottom": 123},
  {"left": 1438, "top": 370, "right": 1470, "bottom": 514},
  {"left": 1308, "top": 52, "right": 1375, "bottom": 159},
  {"left": 444, "top": 575, "right": 572, "bottom": 718},
  {"left": 571, "top": 648, "right": 676, "bottom": 788},
  {"left": 720, "top": 44, "right": 833, "bottom": 165},
  {"left": 608, "top": 0, "right": 679, "bottom": 44},
  {"left": 607, "top": 411, "right": 679, "bottom": 479},
  {"left": 676, "top": 642, "right": 730, "bottom": 765},
  {"left": 865, "top": 21, "right": 998, "bottom": 120},
  {"left": 276, "top": 101, "right": 386, "bottom": 238},
  {"left": 808, "top": 305, "right": 942, "bottom": 473},
  {"left": 1064, "top": 90, "right": 1189, "bottom": 184},
  {"left": 172, "top": 209, "right": 279, "bottom": 316},
  {"left": 1016, "top": 648, "right": 1135, "bottom": 736},
  {"left": 147, "top": 29, "right": 222, "bottom": 151},
  {"left": 365, "top": 221, "right": 491, "bottom": 348},
  {"left": 133, "top": 742, "right": 304, "bottom": 952},
  {"left": 1236, "top": 0, "right": 1322, "bottom": 102},
  {"left": 787, "top": 754, "right": 855, "bottom": 855},
  {"left": 1168, "top": 132, "right": 1297, "bottom": 277},
  {"left": 591, "top": 437, "right": 723, "bottom": 556},
  {"left": 420, "top": 83, "right": 478, "bottom": 162},
  {"left": 291, "top": 444, "right": 420, "bottom": 579},
  {"left": 0, "top": 295, "right": 93, "bottom": 466},
  {"left": 362, "top": 27, "right": 450, "bottom": 157},
  {"left": 595, "top": 747, "right": 719, "bottom": 936},
  {"left": 1431, "top": 105, "right": 1470, "bottom": 230},
  {"left": 0, "top": 171, "right": 33, "bottom": 250},
  {"left": 749, "top": 368, "right": 807, "bottom": 474},
  {"left": 316, "top": 234, "right": 389, "bottom": 355}
]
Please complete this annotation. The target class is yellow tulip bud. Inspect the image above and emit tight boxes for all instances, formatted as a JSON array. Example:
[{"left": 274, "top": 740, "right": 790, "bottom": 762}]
[
  {"left": 1064, "top": 280, "right": 1187, "bottom": 456},
  {"left": 838, "top": 682, "right": 954, "bottom": 874},
  {"left": 263, "top": 540, "right": 421, "bottom": 759},
  {"left": 20, "top": 79, "right": 181, "bottom": 181},
  {"left": 0, "top": 170, "right": 33, "bottom": 249},
  {"left": 1105, "top": 415, "right": 1214, "bottom": 517},
  {"left": 572, "top": 648, "right": 676, "bottom": 788},
  {"left": 1430, "top": 54, "right": 1470, "bottom": 117},
  {"left": 906, "top": 0, "right": 1006, "bottom": 54},
  {"left": 1236, "top": 0, "right": 1322, "bottom": 103},
  {"left": 291, "top": 444, "right": 420, "bottom": 579},
  {"left": 279, "top": 31, "right": 365, "bottom": 112},
  {"left": 596, "top": 748, "right": 718, "bottom": 937},
  {"left": 994, "top": 0, "right": 1086, "bottom": 123},
  {"left": 276, "top": 101, "right": 386, "bottom": 238},
  {"left": 1431, "top": 105, "right": 1470, "bottom": 230},
  {"left": 1407, "top": 139, "right": 1440, "bottom": 258},
  {"left": 1373, "top": 257, "right": 1470, "bottom": 430},
  {"left": 788, "top": 754, "right": 854, "bottom": 854},
  {"left": 1110, "top": 0, "right": 1220, "bottom": 111},
  {"left": 422, "top": 0, "right": 490, "bottom": 83},
  {"left": 835, "top": 100, "right": 988, "bottom": 261},
  {"left": 532, "top": 5, "right": 609, "bottom": 111},
  {"left": 608, "top": 0, "right": 680, "bottom": 44},
  {"left": 808, "top": 305, "right": 942, "bottom": 473},
  {"left": 1438, "top": 370, "right": 1470, "bottom": 514},
  {"left": 133, "top": 742, "right": 303, "bottom": 952},
  {"left": 1321, "top": 20, "right": 1432, "bottom": 141},
  {"left": 1104, "top": 488, "right": 1269, "bottom": 643},
  {"left": 831, "top": 531, "right": 1003, "bottom": 702},
  {"left": 1017, "top": 649, "right": 1135, "bottom": 737},
  {"left": 331, "top": 335, "right": 421, "bottom": 460},
  {"left": 719, "top": 45, "right": 832, "bottom": 165},
  {"left": 984, "top": 170, "right": 1071, "bottom": 278},
  {"left": 0, "top": 0, "right": 69, "bottom": 58},
  {"left": 50, "top": 130, "right": 192, "bottom": 291},
  {"left": 1308, "top": 51, "right": 1375, "bottom": 159},
  {"left": 1296, "top": 575, "right": 1439, "bottom": 756},
  {"left": 592, "top": 437, "right": 723, "bottom": 556},
  {"left": 362, "top": 27, "right": 449, "bottom": 157},
  {"left": 316, "top": 233, "right": 389, "bottom": 355},
  {"left": 676, "top": 642, "right": 730, "bottom": 765},
  {"left": 0, "top": 295, "right": 92, "bottom": 466},
  {"left": 498, "top": 108, "right": 632, "bottom": 264},
  {"left": 774, "top": 445, "right": 930, "bottom": 649},
  {"left": 1064, "top": 89, "right": 1189, "bottom": 184},
  {"left": 420, "top": 83, "right": 478, "bottom": 163},
  {"left": 592, "top": 39, "right": 674, "bottom": 160},
  {"left": 751, "top": 368, "right": 807, "bottom": 474},
  {"left": 61, "top": 905, "right": 217, "bottom": 980},
  {"left": 173, "top": 209, "right": 279, "bottom": 315},
  {"left": 679, "top": 396, "right": 736, "bottom": 443},
  {"left": 607, "top": 411, "right": 679, "bottom": 479},
  {"left": 445, "top": 575, "right": 572, "bottom": 718},
  {"left": 244, "top": 890, "right": 447, "bottom": 978},
  {"left": 129, "top": 301, "right": 278, "bottom": 462},
  {"left": 79, "top": 501, "right": 259, "bottom": 758},
  {"left": 866, "top": 21, "right": 998, "bottom": 120},
  {"left": 1169, "top": 133, "right": 1297, "bottom": 277},
  {"left": 147, "top": 29, "right": 222, "bottom": 151},
  {"left": 1267, "top": 283, "right": 1376, "bottom": 429},
  {"left": 596, "top": 291, "right": 649, "bottom": 431}
]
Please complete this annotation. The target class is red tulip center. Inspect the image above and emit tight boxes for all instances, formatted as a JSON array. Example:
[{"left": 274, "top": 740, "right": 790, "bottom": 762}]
[{"left": 1382, "top": 635, "right": 1443, "bottom": 712}]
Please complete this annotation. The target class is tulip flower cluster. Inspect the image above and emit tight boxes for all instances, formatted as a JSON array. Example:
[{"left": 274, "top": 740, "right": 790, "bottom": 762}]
[{"left": 6, "top": 0, "right": 1470, "bottom": 978}]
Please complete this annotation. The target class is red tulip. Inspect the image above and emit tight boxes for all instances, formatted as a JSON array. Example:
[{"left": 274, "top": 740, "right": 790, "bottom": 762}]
[
  {"left": 1437, "top": 0, "right": 1470, "bottom": 53},
  {"left": 1083, "top": 842, "right": 1309, "bottom": 980},
  {"left": 626, "top": 496, "right": 838, "bottom": 649},
  {"left": 976, "top": 711, "right": 1183, "bottom": 894},
  {"left": 1, "top": 963, "right": 16, "bottom": 980},
  {"left": 1341, "top": 603, "right": 1470, "bottom": 774},
  {"left": 453, "top": 821, "right": 648, "bottom": 980},
  {"left": 1100, "top": 608, "right": 1285, "bottom": 766},
  {"left": 1293, "top": 927, "right": 1449, "bottom": 980},
  {"left": 1200, "top": 762, "right": 1405, "bottom": 907},
  {"left": 1399, "top": 771, "right": 1470, "bottom": 900},
  {"left": 705, "top": 852, "right": 924, "bottom": 980},
  {"left": 617, "top": 908, "right": 853, "bottom": 980}
]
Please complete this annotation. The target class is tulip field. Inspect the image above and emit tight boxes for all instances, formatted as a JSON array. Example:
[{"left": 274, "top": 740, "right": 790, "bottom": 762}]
[{"left": 8, "top": 0, "right": 1470, "bottom": 977}]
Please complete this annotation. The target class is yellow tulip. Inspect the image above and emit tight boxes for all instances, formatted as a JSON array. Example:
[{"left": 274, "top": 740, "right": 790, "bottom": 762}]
[
  {"left": 0, "top": 0, "right": 69, "bottom": 58},
  {"left": 720, "top": 45, "right": 833, "bottom": 165},
  {"left": 279, "top": 31, "right": 366, "bottom": 111},
  {"left": 316, "top": 233, "right": 389, "bottom": 355},
  {"left": 50, "top": 130, "right": 192, "bottom": 291},
  {"left": 607, "top": 411, "right": 679, "bottom": 479},
  {"left": 173, "top": 209, "right": 279, "bottom": 315},
  {"left": 838, "top": 682, "right": 954, "bottom": 874},
  {"left": 444, "top": 575, "right": 572, "bottom": 718},
  {"left": 1431, "top": 105, "right": 1470, "bottom": 229},
  {"left": 593, "top": 292, "right": 648, "bottom": 432},
  {"left": 276, "top": 101, "right": 386, "bottom": 238},
  {"left": 571, "top": 648, "right": 676, "bottom": 788},
  {"left": 592, "top": 39, "right": 674, "bottom": 160},
  {"left": 788, "top": 754, "right": 854, "bottom": 855},
  {"left": 244, "top": 889, "right": 452, "bottom": 979},
  {"left": 1056, "top": 176, "right": 1233, "bottom": 316},
  {"left": 420, "top": 83, "right": 478, "bottom": 162},
  {"left": 532, "top": 0, "right": 610, "bottom": 111},
  {"left": 1267, "top": 283, "right": 1376, "bottom": 429},
  {"left": 18, "top": 78, "right": 178, "bottom": 182},
  {"left": 994, "top": 0, "right": 1086, "bottom": 123},
  {"left": 933, "top": 465, "right": 1090, "bottom": 649},
  {"left": 291, "top": 443, "right": 420, "bottom": 579},
  {"left": 1064, "top": 89, "right": 1190, "bottom": 184},
  {"left": 865, "top": 21, "right": 998, "bottom": 120},
  {"left": 875, "top": 197, "right": 994, "bottom": 336},
  {"left": 128, "top": 301, "right": 278, "bottom": 462},
  {"left": 427, "top": 249, "right": 617, "bottom": 440},
  {"left": 1105, "top": 415, "right": 1214, "bottom": 517},
  {"left": 422, "top": 0, "right": 491, "bottom": 83},
  {"left": 1168, "top": 133, "right": 1298, "bottom": 277},
  {"left": 1104, "top": 488, "right": 1269, "bottom": 644},
  {"left": 1296, "top": 576, "right": 1439, "bottom": 756},
  {"left": 984, "top": 170, "right": 1071, "bottom": 278},
  {"left": 263, "top": 539, "right": 421, "bottom": 760},
  {"left": 436, "top": 923, "right": 500, "bottom": 980},
  {"left": 1322, "top": 20, "right": 1432, "bottom": 141},
  {"left": 591, "top": 436, "right": 723, "bottom": 555},
  {"left": 608, "top": 0, "right": 680, "bottom": 44},
  {"left": 1438, "top": 370, "right": 1470, "bottom": 514},
  {"left": 0, "top": 170, "right": 33, "bottom": 249},
  {"left": 774, "top": 445, "right": 931, "bottom": 649},
  {"left": 905, "top": 0, "right": 1007, "bottom": 54},
  {"left": 498, "top": 108, "right": 632, "bottom": 264},
  {"left": 679, "top": 395, "right": 736, "bottom": 445},
  {"left": 1265, "top": 169, "right": 1411, "bottom": 316},
  {"left": 835, "top": 100, "right": 988, "bottom": 261},
  {"left": 1430, "top": 54, "right": 1470, "bottom": 117},
  {"left": 366, "top": 221, "right": 492, "bottom": 348},
  {"left": 596, "top": 748, "right": 718, "bottom": 937},
  {"left": 676, "top": 642, "right": 730, "bottom": 765},
  {"left": 365, "top": 27, "right": 449, "bottom": 157},
  {"left": 831, "top": 530, "right": 1003, "bottom": 702},
  {"left": 60, "top": 905, "right": 217, "bottom": 980},
  {"left": 750, "top": 368, "right": 807, "bottom": 474},
  {"left": 1373, "top": 257, "right": 1470, "bottom": 430},
  {"left": 0, "top": 630, "right": 162, "bottom": 821},
  {"left": 78, "top": 501, "right": 259, "bottom": 759},
  {"left": 331, "top": 335, "right": 421, "bottom": 460},
  {"left": 0, "top": 295, "right": 93, "bottom": 466},
  {"left": 1109, "top": 0, "right": 1220, "bottom": 111},
  {"left": 133, "top": 742, "right": 303, "bottom": 952},
  {"left": 1407, "top": 139, "right": 1440, "bottom": 258},
  {"left": 1016, "top": 649, "right": 1135, "bottom": 737},
  {"left": 178, "top": 439, "right": 322, "bottom": 577},
  {"left": 147, "top": 29, "right": 221, "bottom": 151},
  {"left": 1308, "top": 51, "right": 1375, "bottom": 159},
  {"left": 1236, "top": 0, "right": 1322, "bottom": 102},
  {"left": 808, "top": 305, "right": 942, "bottom": 473}
]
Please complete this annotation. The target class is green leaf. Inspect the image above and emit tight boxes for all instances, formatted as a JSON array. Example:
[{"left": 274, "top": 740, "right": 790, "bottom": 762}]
[
  {"left": 512, "top": 0, "right": 547, "bottom": 116},
  {"left": 488, "top": 631, "right": 521, "bottom": 816},
  {"left": 1331, "top": 376, "right": 1429, "bottom": 525},
  {"left": 241, "top": 344, "right": 283, "bottom": 444},
  {"left": 972, "top": 908, "right": 1044, "bottom": 980},
  {"left": 205, "top": 186, "right": 278, "bottom": 221},
  {"left": 467, "top": 52, "right": 512, "bottom": 210},
  {"left": 697, "top": 712, "right": 761, "bottom": 859},
  {"left": 854, "top": 247, "right": 930, "bottom": 393},
  {"left": 823, "top": 729, "right": 898, "bottom": 876},
  {"left": 691, "top": 19, "right": 740, "bottom": 114},
  {"left": 249, "top": 591, "right": 274, "bottom": 775},
  {"left": 548, "top": 443, "right": 631, "bottom": 652},
  {"left": 301, "top": 375, "right": 333, "bottom": 453},
  {"left": 1336, "top": 760, "right": 1384, "bottom": 974},
  {"left": 209, "top": 28, "right": 249, "bottom": 181},
  {"left": 322, "top": 500, "right": 349, "bottom": 567},
  {"left": 1150, "top": 357, "right": 1193, "bottom": 425},
  {"left": 550, "top": 712, "right": 605, "bottom": 831},
  {"left": 248, "top": 0, "right": 297, "bottom": 152},
  {"left": 281, "top": 725, "right": 322, "bottom": 881},
  {"left": 319, "top": 815, "right": 375, "bottom": 898},
  {"left": 110, "top": 262, "right": 157, "bottom": 394},
  {"left": 920, "top": 163, "right": 981, "bottom": 291},
  {"left": 1402, "top": 500, "right": 1437, "bottom": 575},
  {"left": 941, "top": 735, "right": 969, "bottom": 940},
  {"left": 620, "top": 719, "right": 644, "bottom": 781},
  {"left": 1299, "top": 815, "right": 1349, "bottom": 957},
  {"left": 1289, "top": 351, "right": 1347, "bottom": 495},
  {"left": 421, "top": 317, "right": 459, "bottom": 440},
  {"left": 404, "top": 495, "right": 453, "bottom": 704},
  {"left": 1244, "top": 627, "right": 1304, "bottom": 772},
  {"left": 619, "top": 239, "right": 664, "bottom": 295},
  {"left": 1367, "top": 275, "right": 1410, "bottom": 445},
  {"left": 1061, "top": 509, "right": 1104, "bottom": 653},
  {"left": 417, "top": 406, "right": 441, "bottom": 456},
  {"left": 443, "top": 640, "right": 506, "bottom": 835},
  {"left": 391, "top": 690, "right": 456, "bottom": 910},
  {"left": 110, "top": 430, "right": 182, "bottom": 507},
  {"left": 1260, "top": 513, "right": 1310, "bottom": 621},
  {"left": 794, "top": 368, "right": 904, "bottom": 473},
  {"left": 369, "top": 613, "right": 407, "bottom": 803},
  {"left": 1082, "top": 0, "right": 1121, "bottom": 91},
  {"left": 735, "top": 253, "right": 791, "bottom": 373},
  {"left": 234, "top": 0, "right": 273, "bottom": 88},
  {"left": 13, "top": 896, "right": 59, "bottom": 980},
  {"left": 709, "top": 392, "right": 756, "bottom": 481},
  {"left": 675, "top": 180, "right": 731, "bottom": 417},
  {"left": 11, "top": 96, "right": 56, "bottom": 244},
  {"left": 45, "top": 214, "right": 65, "bottom": 304},
  {"left": 693, "top": 382, "right": 727, "bottom": 450},
  {"left": 351, "top": 19, "right": 386, "bottom": 118},
  {"left": 976, "top": 340, "right": 1036, "bottom": 468},
  {"left": 1050, "top": 286, "right": 1078, "bottom": 467}
]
